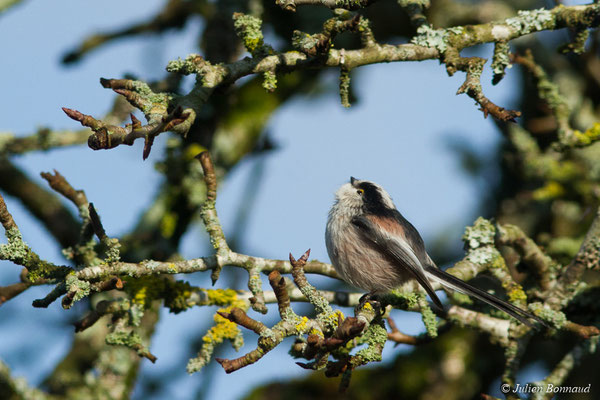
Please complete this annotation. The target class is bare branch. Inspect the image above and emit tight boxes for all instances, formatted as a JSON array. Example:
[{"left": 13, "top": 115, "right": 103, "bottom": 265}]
[
  {"left": 218, "top": 308, "right": 268, "bottom": 335},
  {"left": 450, "top": 53, "right": 521, "bottom": 122},
  {"left": 0, "top": 282, "right": 31, "bottom": 306},
  {"left": 0, "top": 192, "right": 17, "bottom": 232},
  {"left": 62, "top": 0, "right": 197, "bottom": 64},
  {"left": 268, "top": 271, "right": 291, "bottom": 318},
  {"left": 276, "top": 0, "right": 378, "bottom": 12},
  {"left": 40, "top": 170, "right": 88, "bottom": 209},
  {"left": 563, "top": 321, "right": 600, "bottom": 340}
]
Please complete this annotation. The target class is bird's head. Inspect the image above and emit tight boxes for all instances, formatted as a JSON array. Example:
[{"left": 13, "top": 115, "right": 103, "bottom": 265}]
[{"left": 333, "top": 177, "right": 395, "bottom": 215}]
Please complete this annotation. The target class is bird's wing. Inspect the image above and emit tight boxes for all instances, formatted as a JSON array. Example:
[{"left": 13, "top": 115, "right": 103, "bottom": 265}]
[{"left": 351, "top": 215, "right": 444, "bottom": 310}]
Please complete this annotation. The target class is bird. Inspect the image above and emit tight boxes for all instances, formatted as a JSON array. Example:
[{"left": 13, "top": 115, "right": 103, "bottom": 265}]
[{"left": 325, "top": 177, "right": 546, "bottom": 327}]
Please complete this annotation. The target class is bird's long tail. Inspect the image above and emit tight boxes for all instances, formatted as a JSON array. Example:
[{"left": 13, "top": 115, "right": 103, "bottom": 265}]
[{"left": 424, "top": 265, "right": 548, "bottom": 328}]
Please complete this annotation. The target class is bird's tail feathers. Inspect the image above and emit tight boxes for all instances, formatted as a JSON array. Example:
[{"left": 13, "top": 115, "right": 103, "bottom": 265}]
[{"left": 425, "top": 266, "right": 548, "bottom": 329}]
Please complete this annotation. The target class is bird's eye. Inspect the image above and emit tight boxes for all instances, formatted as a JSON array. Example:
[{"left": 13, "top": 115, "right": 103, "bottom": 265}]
[{"left": 357, "top": 189, "right": 364, "bottom": 195}]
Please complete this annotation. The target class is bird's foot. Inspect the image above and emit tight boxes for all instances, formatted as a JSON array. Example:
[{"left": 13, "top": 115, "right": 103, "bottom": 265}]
[{"left": 356, "top": 293, "right": 384, "bottom": 316}]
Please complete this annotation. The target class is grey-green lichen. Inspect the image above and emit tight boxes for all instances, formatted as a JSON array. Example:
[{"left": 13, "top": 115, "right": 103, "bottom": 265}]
[
  {"left": 339, "top": 69, "right": 351, "bottom": 108},
  {"left": 560, "top": 28, "right": 589, "bottom": 54},
  {"left": 562, "top": 28, "right": 590, "bottom": 54},
  {"left": 105, "top": 330, "right": 142, "bottom": 348},
  {"left": 356, "top": 15, "right": 375, "bottom": 45},
  {"left": 247, "top": 269, "right": 267, "bottom": 313},
  {"left": 446, "top": 26, "right": 464, "bottom": 35},
  {"left": 411, "top": 24, "right": 450, "bottom": 52},
  {"left": 466, "top": 246, "right": 501, "bottom": 266},
  {"left": 166, "top": 54, "right": 204, "bottom": 75},
  {"left": 128, "top": 80, "right": 173, "bottom": 117},
  {"left": 1, "top": 228, "right": 71, "bottom": 281},
  {"left": 506, "top": 8, "right": 554, "bottom": 35},
  {"left": 64, "top": 272, "right": 91, "bottom": 307},
  {"left": 258, "top": 325, "right": 277, "bottom": 343},
  {"left": 103, "top": 238, "right": 121, "bottom": 264},
  {"left": 462, "top": 217, "right": 496, "bottom": 249},
  {"left": 141, "top": 259, "right": 161, "bottom": 271},
  {"left": 353, "top": 321, "right": 386, "bottom": 363},
  {"left": 262, "top": 71, "right": 277, "bottom": 92},
  {"left": 418, "top": 294, "right": 438, "bottom": 338},
  {"left": 63, "top": 238, "right": 99, "bottom": 266},
  {"left": 318, "top": 309, "right": 345, "bottom": 334},
  {"left": 294, "top": 273, "right": 334, "bottom": 318},
  {"left": 529, "top": 302, "right": 565, "bottom": 328},
  {"left": 291, "top": 30, "right": 321, "bottom": 53},
  {"left": 386, "top": 288, "right": 420, "bottom": 309},
  {"left": 233, "top": 13, "right": 271, "bottom": 57},
  {"left": 491, "top": 41, "right": 511, "bottom": 84},
  {"left": 0, "top": 228, "right": 28, "bottom": 260},
  {"left": 105, "top": 329, "right": 155, "bottom": 362},
  {"left": 129, "top": 303, "right": 144, "bottom": 327}
]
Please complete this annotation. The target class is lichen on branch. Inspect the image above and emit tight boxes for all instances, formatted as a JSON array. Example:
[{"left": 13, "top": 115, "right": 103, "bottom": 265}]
[{"left": 3, "top": 1, "right": 600, "bottom": 395}]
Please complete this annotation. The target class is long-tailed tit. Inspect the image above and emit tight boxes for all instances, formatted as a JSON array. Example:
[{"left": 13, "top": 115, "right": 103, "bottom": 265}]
[{"left": 325, "top": 177, "right": 545, "bottom": 327}]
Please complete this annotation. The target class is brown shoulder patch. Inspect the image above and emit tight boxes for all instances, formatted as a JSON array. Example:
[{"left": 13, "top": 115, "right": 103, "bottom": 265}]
[{"left": 366, "top": 215, "right": 405, "bottom": 238}]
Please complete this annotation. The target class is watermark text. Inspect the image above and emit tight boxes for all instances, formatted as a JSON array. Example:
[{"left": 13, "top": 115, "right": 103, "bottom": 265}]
[{"left": 500, "top": 383, "right": 591, "bottom": 394}]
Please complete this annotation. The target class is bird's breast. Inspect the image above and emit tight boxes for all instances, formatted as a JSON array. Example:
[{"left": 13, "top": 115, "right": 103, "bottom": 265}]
[{"left": 326, "top": 215, "right": 411, "bottom": 293}]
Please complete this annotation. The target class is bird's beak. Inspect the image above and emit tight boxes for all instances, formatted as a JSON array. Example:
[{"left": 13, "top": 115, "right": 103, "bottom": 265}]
[{"left": 350, "top": 176, "right": 357, "bottom": 185}]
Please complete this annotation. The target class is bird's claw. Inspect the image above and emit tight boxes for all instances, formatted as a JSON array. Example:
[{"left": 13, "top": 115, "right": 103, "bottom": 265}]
[{"left": 356, "top": 293, "right": 385, "bottom": 316}]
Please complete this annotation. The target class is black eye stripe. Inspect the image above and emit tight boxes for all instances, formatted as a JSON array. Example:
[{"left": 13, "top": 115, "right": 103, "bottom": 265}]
[
  {"left": 357, "top": 182, "right": 380, "bottom": 198},
  {"left": 357, "top": 182, "right": 390, "bottom": 215}
]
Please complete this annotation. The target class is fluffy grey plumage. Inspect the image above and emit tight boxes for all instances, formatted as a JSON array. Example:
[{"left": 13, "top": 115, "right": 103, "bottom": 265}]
[{"left": 325, "top": 177, "right": 546, "bottom": 328}]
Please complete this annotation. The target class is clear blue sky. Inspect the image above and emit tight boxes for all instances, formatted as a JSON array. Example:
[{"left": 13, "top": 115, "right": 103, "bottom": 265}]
[{"left": 0, "top": 0, "right": 560, "bottom": 398}]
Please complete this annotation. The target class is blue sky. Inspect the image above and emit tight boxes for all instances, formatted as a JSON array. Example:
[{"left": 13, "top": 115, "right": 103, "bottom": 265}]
[{"left": 0, "top": 0, "right": 556, "bottom": 398}]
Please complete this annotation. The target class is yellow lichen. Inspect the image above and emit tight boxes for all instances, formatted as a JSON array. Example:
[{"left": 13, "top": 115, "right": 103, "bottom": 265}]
[
  {"left": 205, "top": 288, "right": 246, "bottom": 308},
  {"left": 295, "top": 316, "right": 309, "bottom": 333},
  {"left": 160, "top": 212, "right": 178, "bottom": 238},
  {"left": 532, "top": 181, "right": 565, "bottom": 201},
  {"left": 134, "top": 286, "right": 147, "bottom": 305},
  {"left": 124, "top": 276, "right": 166, "bottom": 308},
  {"left": 490, "top": 252, "right": 507, "bottom": 269},
  {"left": 202, "top": 305, "right": 243, "bottom": 345},
  {"left": 167, "top": 263, "right": 179, "bottom": 274},
  {"left": 245, "top": 38, "right": 262, "bottom": 53},
  {"left": 309, "top": 328, "right": 324, "bottom": 338},
  {"left": 507, "top": 287, "right": 528, "bottom": 304},
  {"left": 184, "top": 143, "right": 207, "bottom": 160},
  {"left": 326, "top": 309, "right": 345, "bottom": 326},
  {"left": 574, "top": 122, "right": 600, "bottom": 145},
  {"left": 317, "top": 309, "right": 345, "bottom": 333}
]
